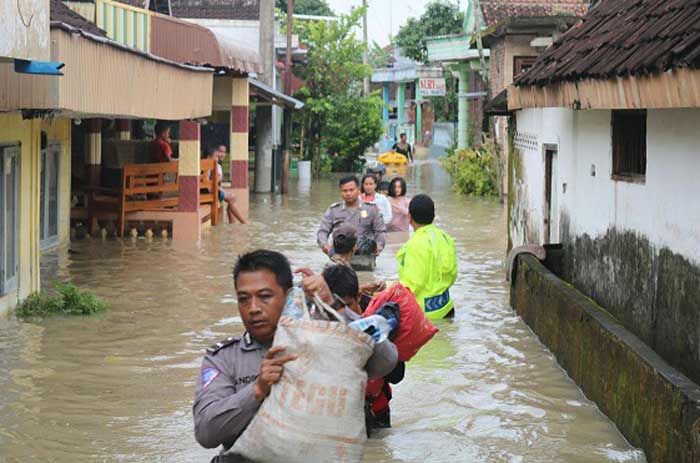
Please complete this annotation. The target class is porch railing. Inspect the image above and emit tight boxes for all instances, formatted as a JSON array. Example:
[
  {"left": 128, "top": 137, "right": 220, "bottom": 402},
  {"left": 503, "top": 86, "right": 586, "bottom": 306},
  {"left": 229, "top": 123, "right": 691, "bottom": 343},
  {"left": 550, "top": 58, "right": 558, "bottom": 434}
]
[{"left": 95, "top": 0, "right": 151, "bottom": 52}]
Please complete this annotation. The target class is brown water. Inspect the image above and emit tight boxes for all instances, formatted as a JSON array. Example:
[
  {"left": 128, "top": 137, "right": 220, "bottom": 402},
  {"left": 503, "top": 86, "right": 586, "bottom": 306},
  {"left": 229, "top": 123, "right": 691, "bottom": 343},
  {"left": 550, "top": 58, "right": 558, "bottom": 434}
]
[{"left": 0, "top": 160, "right": 645, "bottom": 463}]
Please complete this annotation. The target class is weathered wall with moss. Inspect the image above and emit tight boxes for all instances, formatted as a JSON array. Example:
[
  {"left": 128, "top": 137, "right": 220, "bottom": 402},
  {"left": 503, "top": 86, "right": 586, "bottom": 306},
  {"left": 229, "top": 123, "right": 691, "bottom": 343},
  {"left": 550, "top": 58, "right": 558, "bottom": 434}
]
[
  {"left": 510, "top": 107, "right": 700, "bottom": 390},
  {"left": 512, "top": 254, "right": 700, "bottom": 463},
  {"left": 563, "top": 228, "right": 700, "bottom": 386}
]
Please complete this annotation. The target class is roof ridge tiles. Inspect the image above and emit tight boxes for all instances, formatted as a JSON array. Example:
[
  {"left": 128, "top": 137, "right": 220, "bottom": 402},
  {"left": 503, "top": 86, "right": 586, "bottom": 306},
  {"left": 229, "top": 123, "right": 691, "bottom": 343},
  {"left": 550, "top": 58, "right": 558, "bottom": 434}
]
[{"left": 514, "top": 0, "right": 700, "bottom": 86}]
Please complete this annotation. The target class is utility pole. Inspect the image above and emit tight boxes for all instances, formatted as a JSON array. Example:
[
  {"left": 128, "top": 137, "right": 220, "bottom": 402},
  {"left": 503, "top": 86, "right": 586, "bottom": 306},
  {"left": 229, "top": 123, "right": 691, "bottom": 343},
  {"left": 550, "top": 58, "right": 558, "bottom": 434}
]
[
  {"left": 281, "top": 0, "right": 293, "bottom": 194},
  {"left": 362, "top": 0, "right": 370, "bottom": 96},
  {"left": 255, "top": 0, "right": 274, "bottom": 193},
  {"left": 472, "top": 0, "right": 488, "bottom": 82}
]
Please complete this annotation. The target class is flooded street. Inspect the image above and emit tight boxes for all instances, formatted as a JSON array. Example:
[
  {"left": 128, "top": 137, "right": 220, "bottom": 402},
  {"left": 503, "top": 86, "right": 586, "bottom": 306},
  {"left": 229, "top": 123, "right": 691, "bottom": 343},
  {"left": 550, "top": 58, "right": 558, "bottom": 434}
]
[{"left": 0, "top": 161, "right": 645, "bottom": 462}]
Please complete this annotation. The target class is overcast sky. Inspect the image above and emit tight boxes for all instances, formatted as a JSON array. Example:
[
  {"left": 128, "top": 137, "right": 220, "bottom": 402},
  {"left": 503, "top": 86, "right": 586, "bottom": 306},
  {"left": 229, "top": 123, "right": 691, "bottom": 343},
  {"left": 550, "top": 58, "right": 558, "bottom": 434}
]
[{"left": 326, "top": 0, "right": 439, "bottom": 46}]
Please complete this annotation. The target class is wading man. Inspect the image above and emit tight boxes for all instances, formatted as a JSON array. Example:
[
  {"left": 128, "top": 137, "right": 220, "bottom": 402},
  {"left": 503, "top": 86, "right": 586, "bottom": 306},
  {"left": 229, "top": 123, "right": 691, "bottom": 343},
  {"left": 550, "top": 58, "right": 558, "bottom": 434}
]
[
  {"left": 392, "top": 133, "right": 414, "bottom": 163},
  {"left": 317, "top": 175, "right": 386, "bottom": 256},
  {"left": 397, "top": 194, "right": 458, "bottom": 320},
  {"left": 193, "top": 250, "right": 397, "bottom": 462}
]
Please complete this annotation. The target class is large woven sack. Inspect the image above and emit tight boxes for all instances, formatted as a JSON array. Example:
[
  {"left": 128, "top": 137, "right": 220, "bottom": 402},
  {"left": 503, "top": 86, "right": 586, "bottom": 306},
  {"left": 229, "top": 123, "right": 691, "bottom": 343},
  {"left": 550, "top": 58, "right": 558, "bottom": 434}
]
[
  {"left": 364, "top": 283, "right": 439, "bottom": 361},
  {"left": 231, "top": 302, "right": 374, "bottom": 462}
]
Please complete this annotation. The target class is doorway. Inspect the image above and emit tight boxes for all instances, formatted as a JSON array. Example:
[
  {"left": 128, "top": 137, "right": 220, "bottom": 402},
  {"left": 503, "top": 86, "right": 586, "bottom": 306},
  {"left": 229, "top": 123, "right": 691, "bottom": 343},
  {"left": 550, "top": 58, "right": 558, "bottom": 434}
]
[{"left": 543, "top": 145, "right": 558, "bottom": 244}]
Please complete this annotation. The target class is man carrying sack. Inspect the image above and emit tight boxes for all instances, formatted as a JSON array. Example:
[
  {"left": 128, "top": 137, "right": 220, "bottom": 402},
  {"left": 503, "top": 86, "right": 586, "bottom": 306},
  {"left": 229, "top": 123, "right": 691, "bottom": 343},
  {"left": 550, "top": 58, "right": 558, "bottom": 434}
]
[{"left": 192, "top": 250, "right": 398, "bottom": 463}]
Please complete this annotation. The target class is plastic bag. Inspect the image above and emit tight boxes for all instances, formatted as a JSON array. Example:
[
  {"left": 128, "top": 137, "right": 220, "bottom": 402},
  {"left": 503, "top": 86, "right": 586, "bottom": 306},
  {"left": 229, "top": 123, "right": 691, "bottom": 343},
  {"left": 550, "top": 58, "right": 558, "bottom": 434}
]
[
  {"left": 231, "top": 295, "right": 374, "bottom": 462},
  {"left": 364, "top": 283, "right": 439, "bottom": 361}
]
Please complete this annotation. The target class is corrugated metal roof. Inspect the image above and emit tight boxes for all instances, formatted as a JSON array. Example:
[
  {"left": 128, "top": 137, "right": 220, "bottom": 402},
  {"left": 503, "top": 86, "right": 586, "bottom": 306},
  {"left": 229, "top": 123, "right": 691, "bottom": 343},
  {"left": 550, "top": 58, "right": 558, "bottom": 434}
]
[
  {"left": 51, "top": 1, "right": 211, "bottom": 73},
  {"left": 515, "top": 0, "right": 700, "bottom": 87},
  {"left": 249, "top": 78, "right": 303, "bottom": 109},
  {"left": 150, "top": 14, "right": 262, "bottom": 74},
  {"left": 481, "top": 0, "right": 589, "bottom": 27}
]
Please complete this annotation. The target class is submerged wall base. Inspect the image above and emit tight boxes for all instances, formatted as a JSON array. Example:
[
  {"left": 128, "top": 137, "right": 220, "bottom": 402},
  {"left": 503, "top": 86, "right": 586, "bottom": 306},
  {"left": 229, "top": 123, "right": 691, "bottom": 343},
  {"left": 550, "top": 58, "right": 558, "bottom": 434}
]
[{"left": 511, "top": 254, "right": 700, "bottom": 463}]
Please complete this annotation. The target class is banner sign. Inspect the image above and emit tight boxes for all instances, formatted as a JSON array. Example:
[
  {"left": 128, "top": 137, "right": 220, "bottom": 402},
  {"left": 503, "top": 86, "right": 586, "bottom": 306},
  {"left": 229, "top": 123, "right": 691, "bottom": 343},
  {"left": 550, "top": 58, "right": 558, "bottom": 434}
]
[{"left": 419, "top": 78, "right": 446, "bottom": 97}]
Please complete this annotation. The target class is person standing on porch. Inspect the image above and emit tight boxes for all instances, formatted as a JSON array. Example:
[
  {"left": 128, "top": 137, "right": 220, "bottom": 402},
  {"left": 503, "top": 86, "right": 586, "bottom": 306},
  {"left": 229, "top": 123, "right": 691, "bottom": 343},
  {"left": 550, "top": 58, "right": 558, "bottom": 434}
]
[
  {"left": 151, "top": 122, "right": 174, "bottom": 163},
  {"left": 206, "top": 145, "right": 247, "bottom": 225},
  {"left": 392, "top": 133, "right": 414, "bottom": 163},
  {"left": 397, "top": 194, "right": 457, "bottom": 320}
]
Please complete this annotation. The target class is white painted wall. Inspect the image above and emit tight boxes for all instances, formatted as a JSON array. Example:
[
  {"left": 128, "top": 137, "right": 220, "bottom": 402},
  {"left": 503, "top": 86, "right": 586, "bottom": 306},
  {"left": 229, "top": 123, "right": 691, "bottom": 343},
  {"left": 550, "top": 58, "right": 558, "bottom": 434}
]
[
  {"left": 512, "top": 107, "right": 700, "bottom": 264},
  {"left": 0, "top": 0, "right": 49, "bottom": 61}
]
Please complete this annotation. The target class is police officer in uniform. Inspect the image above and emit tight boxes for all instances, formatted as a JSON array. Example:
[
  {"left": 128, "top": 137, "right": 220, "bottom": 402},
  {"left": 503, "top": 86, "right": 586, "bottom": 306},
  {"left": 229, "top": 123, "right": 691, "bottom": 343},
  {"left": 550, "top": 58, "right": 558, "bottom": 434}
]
[
  {"left": 317, "top": 175, "right": 387, "bottom": 256},
  {"left": 193, "top": 250, "right": 398, "bottom": 462}
]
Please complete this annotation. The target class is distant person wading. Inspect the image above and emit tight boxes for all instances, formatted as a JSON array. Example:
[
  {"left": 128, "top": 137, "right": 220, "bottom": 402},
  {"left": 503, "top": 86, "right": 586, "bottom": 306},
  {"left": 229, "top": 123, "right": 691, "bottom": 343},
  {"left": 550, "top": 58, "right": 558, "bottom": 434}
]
[
  {"left": 392, "top": 133, "right": 414, "bottom": 163},
  {"left": 397, "top": 194, "right": 458, "bottom": 320}
]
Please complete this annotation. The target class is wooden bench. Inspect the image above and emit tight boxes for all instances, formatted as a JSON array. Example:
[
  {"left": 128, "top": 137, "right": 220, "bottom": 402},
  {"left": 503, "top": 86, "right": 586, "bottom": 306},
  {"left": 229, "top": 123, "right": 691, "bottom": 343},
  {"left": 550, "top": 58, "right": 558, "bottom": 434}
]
[{"left": 117, "top": 159, "right": 219, "bottom": 236}]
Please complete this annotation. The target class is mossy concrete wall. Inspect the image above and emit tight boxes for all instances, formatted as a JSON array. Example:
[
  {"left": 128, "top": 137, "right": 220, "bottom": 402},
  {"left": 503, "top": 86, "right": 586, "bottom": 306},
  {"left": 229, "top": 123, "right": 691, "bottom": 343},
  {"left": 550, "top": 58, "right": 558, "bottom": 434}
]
[
  {"left": 512, "top": 254, "right": 700, "bottom": 463},
  {"left": 563, "top": 228, "right": 700, "bottom": 387}
]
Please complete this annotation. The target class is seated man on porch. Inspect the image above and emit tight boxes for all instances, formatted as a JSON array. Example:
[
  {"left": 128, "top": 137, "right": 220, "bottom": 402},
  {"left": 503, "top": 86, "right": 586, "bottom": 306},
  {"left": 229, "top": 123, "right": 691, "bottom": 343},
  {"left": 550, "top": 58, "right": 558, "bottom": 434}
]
[
  {"left": 151, "top": 122, "right": 174, "bottom": 163},
  {"left": 206, "top": 145, "right": 247, "bottom": 224}
]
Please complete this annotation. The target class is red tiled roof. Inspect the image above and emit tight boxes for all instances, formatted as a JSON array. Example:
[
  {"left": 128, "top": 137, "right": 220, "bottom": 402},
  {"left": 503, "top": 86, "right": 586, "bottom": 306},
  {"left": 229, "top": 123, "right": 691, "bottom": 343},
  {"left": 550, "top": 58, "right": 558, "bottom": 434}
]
[
  {"left": 51, "top": 0, "right": 107, "bottom": 36},
  {"left": 515, "top": 0, "right": 700, "bottom": 87},
  {"left": 481, "top": 0, "right": 589, "bottom": 27},
  {"left": 171, "top": 0, "right": 260, "bottom": 20}
]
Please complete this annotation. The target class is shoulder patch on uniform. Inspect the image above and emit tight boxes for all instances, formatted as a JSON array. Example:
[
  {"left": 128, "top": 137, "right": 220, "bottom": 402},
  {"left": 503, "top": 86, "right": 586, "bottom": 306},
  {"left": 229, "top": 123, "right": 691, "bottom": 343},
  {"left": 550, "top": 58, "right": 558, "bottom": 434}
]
[
  {"left": 206, "top": 336, "right": 240, "bottom": 355},
  {"left": 330, "top": 202, "right": 342, "bottom": 208},
  {"left": 200, "top": 367, "right": 220, "bottom": 389}
]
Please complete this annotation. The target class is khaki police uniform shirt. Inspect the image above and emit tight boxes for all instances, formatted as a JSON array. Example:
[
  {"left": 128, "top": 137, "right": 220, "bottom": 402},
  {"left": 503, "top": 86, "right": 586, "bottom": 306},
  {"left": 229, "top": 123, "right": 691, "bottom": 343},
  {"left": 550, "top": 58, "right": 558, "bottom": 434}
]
[{"left": 316, "top": 201, "right": 387, "bottom": 249}]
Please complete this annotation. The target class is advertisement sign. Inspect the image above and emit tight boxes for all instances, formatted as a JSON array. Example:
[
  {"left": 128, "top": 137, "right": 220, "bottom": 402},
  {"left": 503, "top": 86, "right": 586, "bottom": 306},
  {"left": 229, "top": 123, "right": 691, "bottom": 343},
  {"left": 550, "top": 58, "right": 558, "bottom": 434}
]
[{"left": 419, "top": 78, "right": 446, "bottom": 97}]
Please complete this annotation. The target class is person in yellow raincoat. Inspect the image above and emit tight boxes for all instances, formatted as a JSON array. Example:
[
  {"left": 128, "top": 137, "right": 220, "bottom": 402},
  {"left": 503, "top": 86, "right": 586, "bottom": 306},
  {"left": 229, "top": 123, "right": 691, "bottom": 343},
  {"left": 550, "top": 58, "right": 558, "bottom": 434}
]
[{"left": 397, "top": 194, "right": 458, "bottom": 320}]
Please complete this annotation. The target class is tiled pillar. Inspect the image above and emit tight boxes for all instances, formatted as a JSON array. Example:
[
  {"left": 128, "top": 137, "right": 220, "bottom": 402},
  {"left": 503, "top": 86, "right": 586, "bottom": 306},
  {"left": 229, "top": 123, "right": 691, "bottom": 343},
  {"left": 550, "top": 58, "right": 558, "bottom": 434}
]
[
  {"left": 230, "top": 77, "right": 250, "bottom": 218},
  {"left": 116, "top": 119, "right": 131, "bottom": 140},
  {"left": 173, "top": 120, "right": 201, "bottom": 240},
  {"left": 86, "top": 119, "right": 102, "bottom": 234}
]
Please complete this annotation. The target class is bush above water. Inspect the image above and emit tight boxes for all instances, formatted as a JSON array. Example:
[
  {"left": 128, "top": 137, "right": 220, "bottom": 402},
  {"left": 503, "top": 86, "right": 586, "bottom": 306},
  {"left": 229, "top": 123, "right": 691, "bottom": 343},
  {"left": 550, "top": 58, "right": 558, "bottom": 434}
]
[
  {"left": 15, "top": 282, "right": 109, "bottom": 318},
  {"left": 441, "top": 139, "right": 500, "bottom": 197}
]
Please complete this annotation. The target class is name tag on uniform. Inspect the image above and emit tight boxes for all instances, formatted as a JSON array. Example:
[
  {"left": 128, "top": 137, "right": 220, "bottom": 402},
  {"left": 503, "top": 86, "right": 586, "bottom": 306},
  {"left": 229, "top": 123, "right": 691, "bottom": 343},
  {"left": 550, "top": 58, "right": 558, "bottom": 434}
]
[{"left": 360, "top": 210, "right": 368, "bottom": 219}]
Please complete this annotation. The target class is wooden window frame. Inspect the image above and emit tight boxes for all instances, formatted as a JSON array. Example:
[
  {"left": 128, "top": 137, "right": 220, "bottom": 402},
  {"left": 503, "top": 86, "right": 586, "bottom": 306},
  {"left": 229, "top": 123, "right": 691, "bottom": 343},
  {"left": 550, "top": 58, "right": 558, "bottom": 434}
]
[
  {"left": 513, "top": 56, "right": 537, "bottom": 79},
  {"left": 40, "top": 142, "right": 61, "bottom": 250},
  {"left": 0, "top": 145, "right": 20, "bottom": 295},
  {"left": 611, "top": 109, "right": 647, "bottom": 183}
]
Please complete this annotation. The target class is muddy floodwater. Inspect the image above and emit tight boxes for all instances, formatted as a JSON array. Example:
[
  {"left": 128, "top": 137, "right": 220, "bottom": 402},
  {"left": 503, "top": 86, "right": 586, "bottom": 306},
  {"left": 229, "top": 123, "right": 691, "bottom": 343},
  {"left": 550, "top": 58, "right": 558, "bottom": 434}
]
[{"left": 0, "top": 161, "right": 645, "bottom": 462}]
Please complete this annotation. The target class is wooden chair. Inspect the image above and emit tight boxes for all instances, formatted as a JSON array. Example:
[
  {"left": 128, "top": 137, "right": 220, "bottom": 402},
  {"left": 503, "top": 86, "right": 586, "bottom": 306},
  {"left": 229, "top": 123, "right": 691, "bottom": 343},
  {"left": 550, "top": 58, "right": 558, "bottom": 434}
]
[
  {"left": 117, "top": 160, "right": 220, "bottom": 236},
  {"left": 198, "top": 158, "right": 220, "bottom": 226},
  {"left": 119, "top": 162, "right": 180, "bottom": 237}
]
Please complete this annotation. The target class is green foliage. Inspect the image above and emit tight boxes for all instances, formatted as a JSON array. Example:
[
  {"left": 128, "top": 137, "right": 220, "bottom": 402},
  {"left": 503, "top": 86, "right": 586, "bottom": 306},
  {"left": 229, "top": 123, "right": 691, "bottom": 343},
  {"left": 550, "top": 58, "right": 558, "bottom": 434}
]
[
  {"left": 394, "top": 0, "right": 464, "bottom": 63},
  {"left": 441, "top": 138, "right": 499, "bottom": 197},
  {"left": 431, "top": 72, "right": 457, "bottom": 122},
  {"left": 323, "top": 94, "right": 384, "bottom": 171},
  {"left": 368, "top": 41, "right": 391, "bottom": 68},
  {"left": 394, "top": 1, "right": 463, "bottom": 122},
  {"left": 294, "top": 6, "right": 383, "bottom": 174},
  {"left": 276, "top": 0, "right": 334, "bottom": 16},
  {"left": 15, "top": 282, "right": 109, "bottom": 318}
]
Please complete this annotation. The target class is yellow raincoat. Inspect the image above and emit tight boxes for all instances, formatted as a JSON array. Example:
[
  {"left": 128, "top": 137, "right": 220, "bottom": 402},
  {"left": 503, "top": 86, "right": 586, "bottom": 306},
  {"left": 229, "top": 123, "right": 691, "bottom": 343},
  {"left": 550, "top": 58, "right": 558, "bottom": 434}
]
[{"left": 397, "top": 224, "right": 458, "bottom": 320}]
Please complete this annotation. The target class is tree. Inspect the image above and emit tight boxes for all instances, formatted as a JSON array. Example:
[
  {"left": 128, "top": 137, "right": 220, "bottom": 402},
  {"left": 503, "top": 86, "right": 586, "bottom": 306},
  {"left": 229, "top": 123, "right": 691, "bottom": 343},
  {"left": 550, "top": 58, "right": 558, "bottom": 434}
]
[
  {"left": 368, "top": 41, "right": 391, "bottom": 68},
  {"left": 294, "top": 7, "right": 383, "bottom": 174},
  {"left": 394, "top": 0, "right": 464, "bottom": 122},
  {"left": 394, "top": 0, "right": 464, "bottom": 63},
  {"left": 276, "top": 0, "right": 334, "bottom": 16}
]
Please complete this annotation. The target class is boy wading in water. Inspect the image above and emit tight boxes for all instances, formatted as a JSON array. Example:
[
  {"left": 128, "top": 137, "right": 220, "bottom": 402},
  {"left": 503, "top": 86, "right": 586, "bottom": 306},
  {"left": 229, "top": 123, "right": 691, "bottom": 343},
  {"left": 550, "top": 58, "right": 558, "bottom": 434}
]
[{"left": 193, "top": 250, "right": 398, "bottom": 462}]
